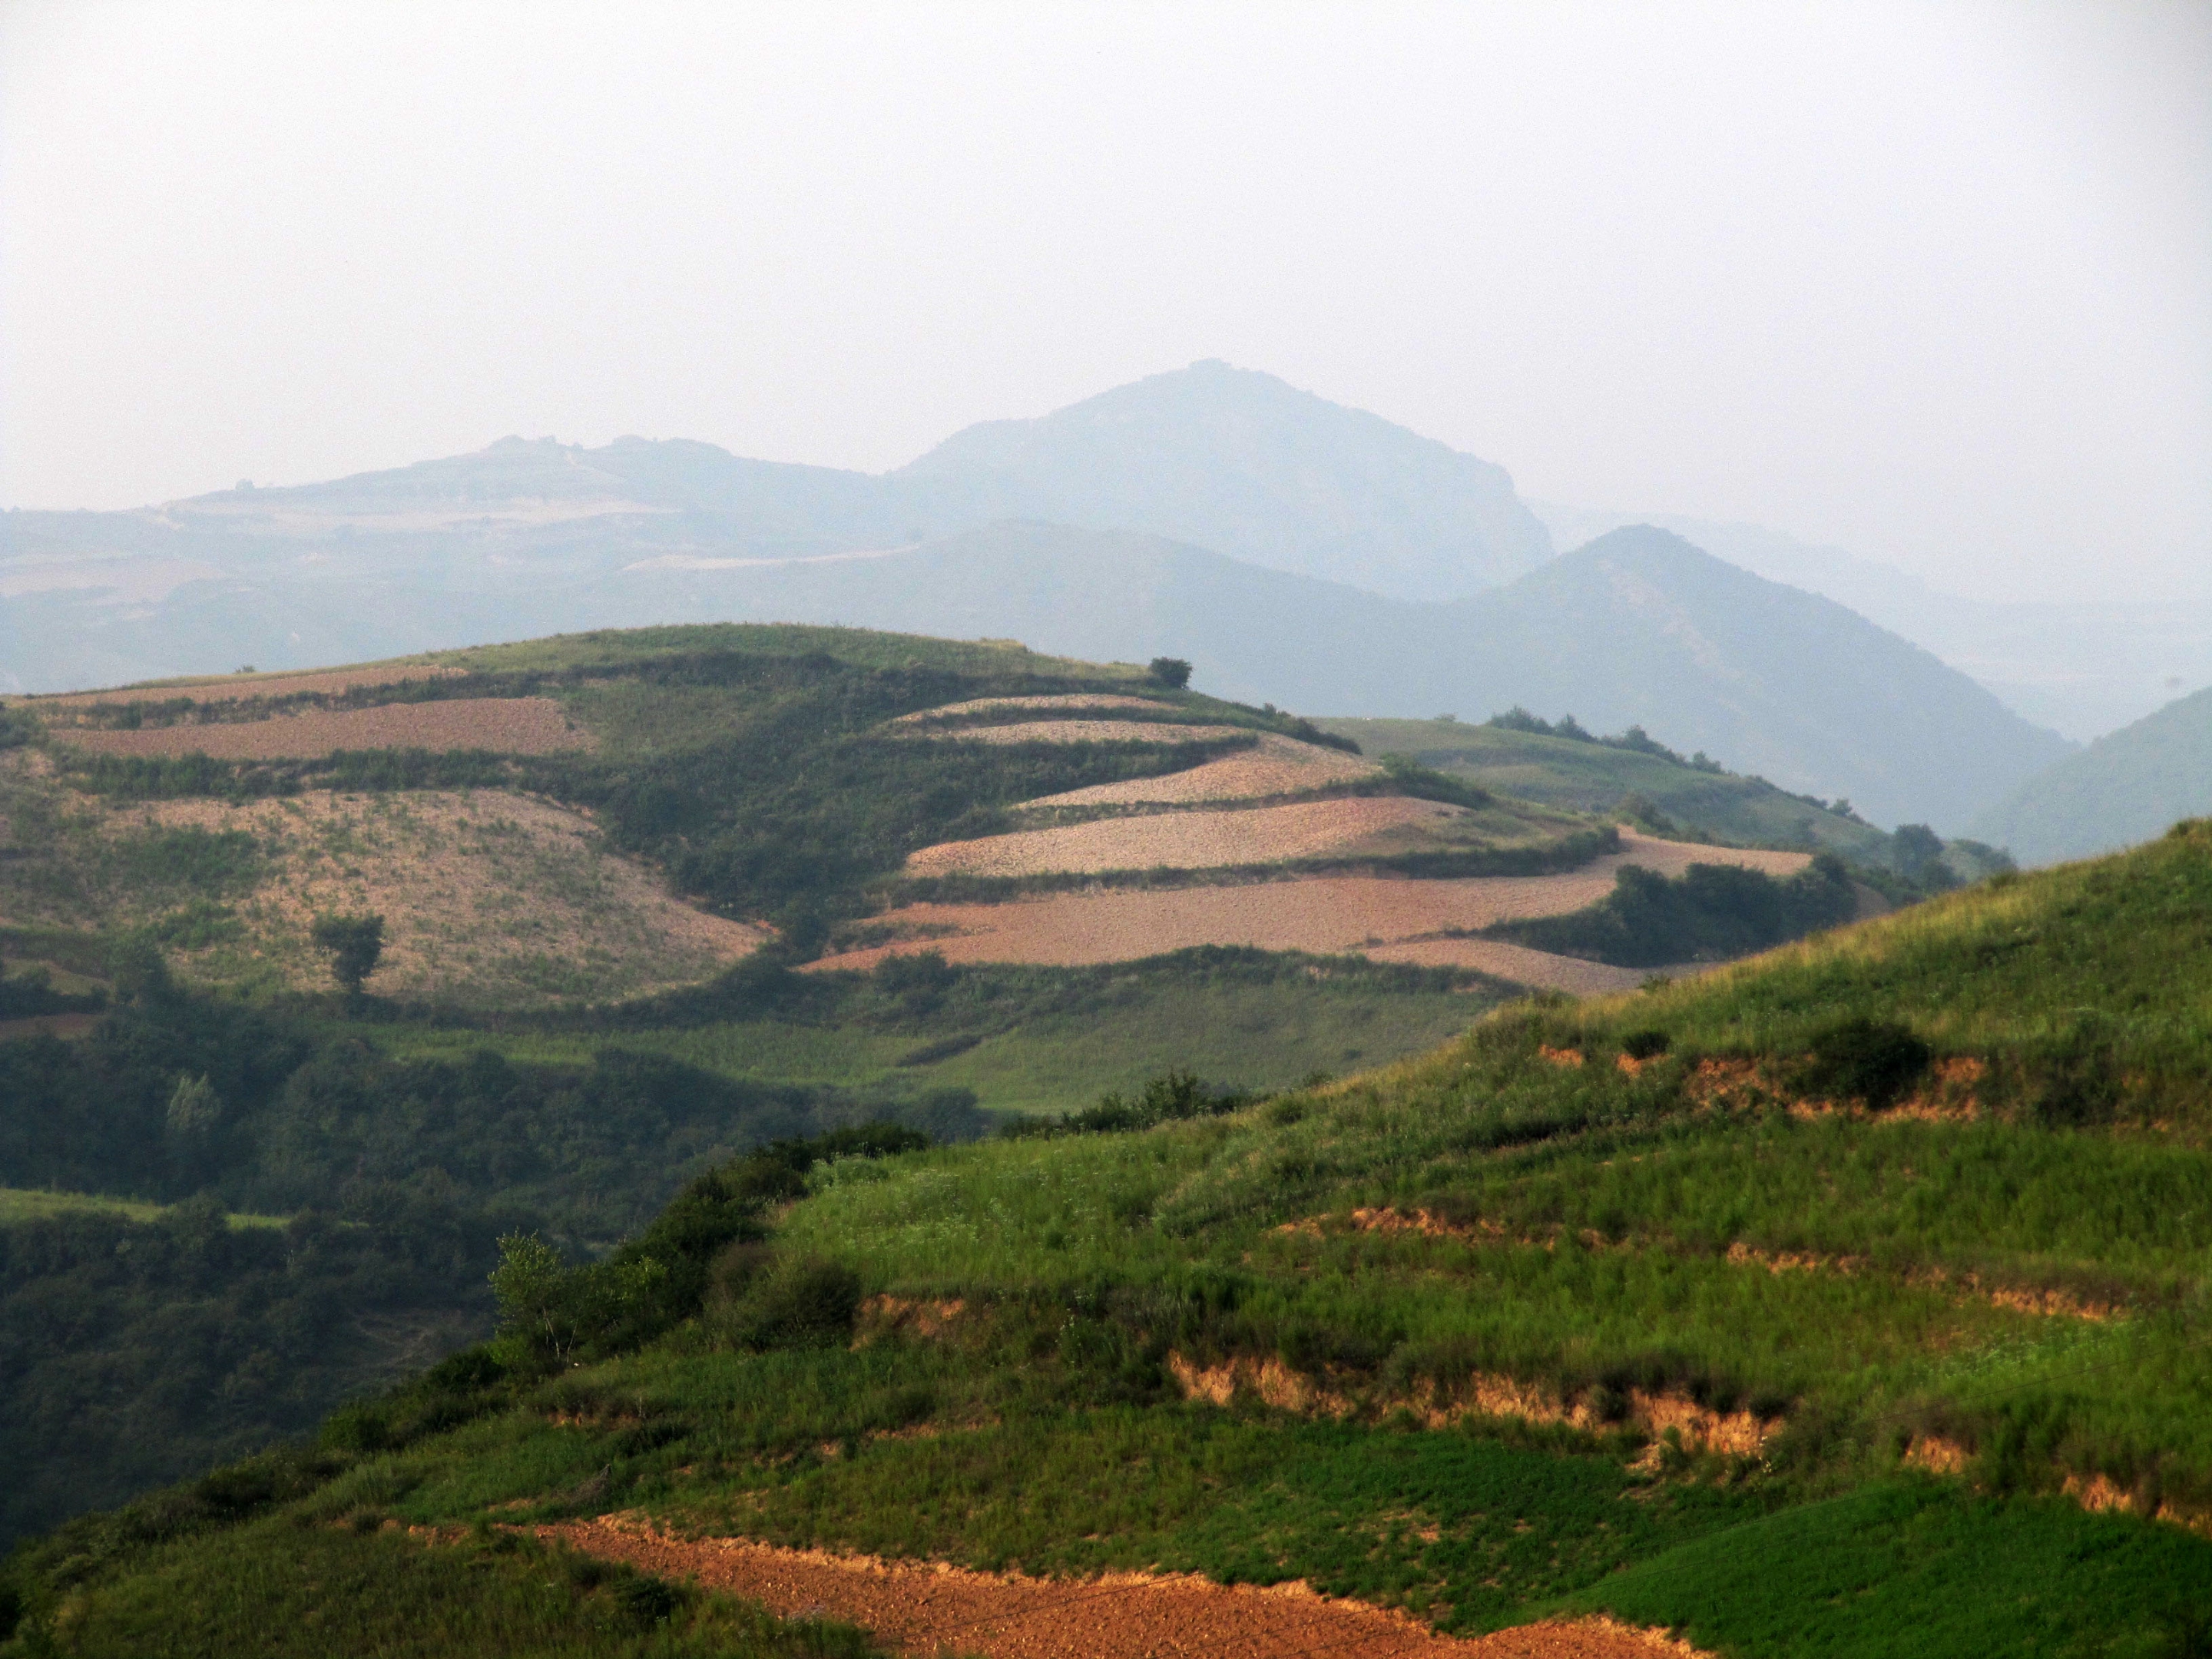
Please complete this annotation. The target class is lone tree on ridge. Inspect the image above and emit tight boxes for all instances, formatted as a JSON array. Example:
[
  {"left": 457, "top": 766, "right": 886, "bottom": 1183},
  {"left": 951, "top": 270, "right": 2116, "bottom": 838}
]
[
  {"left": 311, "top": 912, "right": 386, "bottom": 998},
  {"left": 1147, "top": 657, "right": 1193, "bottom": 690}
]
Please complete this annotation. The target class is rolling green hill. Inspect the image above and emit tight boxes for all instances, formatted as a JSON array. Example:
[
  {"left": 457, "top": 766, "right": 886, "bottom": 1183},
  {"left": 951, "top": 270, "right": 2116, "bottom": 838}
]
[
  {"left": 8, "top": 823, "right": 2207, "bottom": 1654},
  {"left": 1320, "top": 714, "right": 1896, "bottom": 858},
  {"left": 1969, "top": 684, "right": 2212, "bottom": 866}
]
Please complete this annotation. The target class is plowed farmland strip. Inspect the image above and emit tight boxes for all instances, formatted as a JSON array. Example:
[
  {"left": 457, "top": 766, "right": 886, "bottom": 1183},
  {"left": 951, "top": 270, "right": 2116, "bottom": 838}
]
[
  {"left": 914, "top": 720, "right": 1246, "bottom": 747},
  {"left": 820, "top": 834, "right": 1803, "bottom": 985},
  {"left": 54, "top": 697, "right": 591, "bottom": 758},
  {"left": 892, "top": 695, "right": 1180, "bottom": 724},
  {"left": 540, "top": 1522, "right": 1709, "bottom": 1659},
  {"left": 32, "top": 664, "right": 462, "bottom": 707},
  {"left": 1024, "top": 733, "right": 1381, "bottom": 809},
  {"left": 906, "top": 797, "right": 1462, "bottom": 878}
]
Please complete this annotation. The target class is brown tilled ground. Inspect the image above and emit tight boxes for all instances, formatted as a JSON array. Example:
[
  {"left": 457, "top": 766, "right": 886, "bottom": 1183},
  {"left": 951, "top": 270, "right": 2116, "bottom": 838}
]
[
  {"left": 52, "top": 696, "right": 592, "bottom": 759},
  {"left": 907, "top": 796, "right": 1465, "bottom": 879},
  {"left": 892, "top": 695, "right": 1180, "bottom": 725},
  {"left": 28, "top": 663, "right": 462, "bottom": 707},
  {"left": 1023, "top": 733, "right": 1381, "bottom": 809},
  {"left": 913, "top": 720, "right": 1245, "bottom": 748},
  {"left": 816, "top": 834, "right": 1806, "bottom": 990},
  {"left": 539, "top": 1522, "right": 1707, "bottom": 1659},
  {"left": 79, "top": 790, "right": 762, "bottom": 1005}
]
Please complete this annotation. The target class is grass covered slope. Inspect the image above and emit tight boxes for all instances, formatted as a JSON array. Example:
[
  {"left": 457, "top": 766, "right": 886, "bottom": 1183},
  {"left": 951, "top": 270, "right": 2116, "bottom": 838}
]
[
  {"left": 10, "top": 826, "right": 2209, "bottom": 1656},
  {"left": 1320, "top": 714, "right": 1894, "bottom": 856}
]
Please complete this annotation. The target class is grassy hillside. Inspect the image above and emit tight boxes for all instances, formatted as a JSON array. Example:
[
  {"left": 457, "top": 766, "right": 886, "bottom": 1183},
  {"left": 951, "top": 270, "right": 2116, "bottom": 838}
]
[
  {"left": 1970, "top": 683, "right": 2212, "bottom": 866},
  {"left": 9, "top": 825, "right": 2207, "bottom": 1654},
  {"left": 1320, "top": 715, "right": 1893, "bottom": 857}
]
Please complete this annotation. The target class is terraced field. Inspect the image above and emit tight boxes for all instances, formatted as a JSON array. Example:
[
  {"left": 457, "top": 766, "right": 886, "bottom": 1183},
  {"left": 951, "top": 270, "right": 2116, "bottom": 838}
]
[
  {"left": 3, "top": 628, "right": 1865, "bottom": 1007},
  {"left": 51, "top": 696, "right": 592, "bottom": 759}
]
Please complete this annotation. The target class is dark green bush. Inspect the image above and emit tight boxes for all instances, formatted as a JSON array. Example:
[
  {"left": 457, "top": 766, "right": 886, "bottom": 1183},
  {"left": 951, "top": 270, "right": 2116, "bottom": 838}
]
[
  {"left": 1620, "top": 1028, "right": 1672, "bottom": 1060},
  {"left": 1491, "top": 853, "right": 1857, "bottom": 968},
  {"left": 725, "top": 1257, "right": 863, "bottom": 1350},
  {"left": 1802, "top": 1016, "right": 1932, "bottom": 1109}
]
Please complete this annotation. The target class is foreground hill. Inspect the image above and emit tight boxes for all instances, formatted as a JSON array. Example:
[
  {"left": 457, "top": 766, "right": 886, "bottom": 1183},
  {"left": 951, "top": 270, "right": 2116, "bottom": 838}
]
[
  {"left": 6, "top": 822, "right": 2207, "bottom": 1655},
  {"left": 1969, "top": 684, "right": 2212, "bottom": 865}
]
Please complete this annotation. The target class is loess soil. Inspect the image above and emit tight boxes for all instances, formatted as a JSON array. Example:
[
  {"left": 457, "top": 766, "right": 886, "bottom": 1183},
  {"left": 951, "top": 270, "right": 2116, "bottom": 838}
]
[
  {"left": 51, "top": 696, "right": 592, "bottom": 759},
  {"left": 823, "top": 834, "right": 1809, "bottom": 992},
  {"left": 906, "top": 796, "right": 1468, "bottom": 879},
  {"left": 41, "top": 790, "right": 763, "bottom": 1006},
  {"left": 25, "top": 662, "right": 464, "bottom": 707},
  {"left": 1023, "top": 733, "right": 1382, "bottom": 809},
  {"left": 540, "top": 1522, "right": 1710, "bottom": 1659}
]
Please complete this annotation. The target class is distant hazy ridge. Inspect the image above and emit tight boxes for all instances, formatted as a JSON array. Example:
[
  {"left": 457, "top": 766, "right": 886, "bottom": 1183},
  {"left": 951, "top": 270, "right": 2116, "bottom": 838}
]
[{"left": 2, "top": 362, "right": 2070, "bottom": 829}]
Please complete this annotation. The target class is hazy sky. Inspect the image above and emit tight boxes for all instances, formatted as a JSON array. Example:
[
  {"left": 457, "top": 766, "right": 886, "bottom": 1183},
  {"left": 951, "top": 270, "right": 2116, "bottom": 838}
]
[{"left": 4, "top": 1, "right": 2207, "bottom": 604}]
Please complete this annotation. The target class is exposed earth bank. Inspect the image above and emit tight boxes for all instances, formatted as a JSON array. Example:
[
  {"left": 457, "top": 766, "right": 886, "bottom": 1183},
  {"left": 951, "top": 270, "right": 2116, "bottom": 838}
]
[{"left": 541, "top": 1519, "right": 1710, "bottom": 1659}]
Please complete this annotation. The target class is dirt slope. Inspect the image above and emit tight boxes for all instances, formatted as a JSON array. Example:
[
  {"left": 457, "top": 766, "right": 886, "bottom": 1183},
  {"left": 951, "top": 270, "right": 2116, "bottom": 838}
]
[
  {"left": 542, "top": 1522, "right": 1707, "bottom": 1659},
  {"left": 820, "top": 833, "right": 1809, "bottom": 991}
]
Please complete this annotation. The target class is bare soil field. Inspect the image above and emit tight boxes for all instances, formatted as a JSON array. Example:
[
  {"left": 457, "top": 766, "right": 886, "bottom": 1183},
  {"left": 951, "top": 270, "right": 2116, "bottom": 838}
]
[
  {"left": 915, "top": 720, "right": 1246, "bottom": 747},
  {"left": 53, "top": 697, "right": 592, "bottom": 759},
  {"left": 1024, "top": 733, "right": 1381, "bottom": 809},
  {"left": 541, "top": 1521, "right": 1707, "bottom": 1659},
  {"left": 816, "top": 834, "right": 1807, "bottom": 989},
  {"left": 29, "top": 663, "right": 462, "bottom": 708},
  {"left": 88, "top": 790, "right": 761, "bottom": 1006},
  {"left": 907, "top": 796, "right": 1465, "bottom": 879},
  {"left": 1360, "top": 939, "right": 1653, "bottom": 994},
  {"left": 892, "top": 694, "right": 1180, "bottom": 725}
]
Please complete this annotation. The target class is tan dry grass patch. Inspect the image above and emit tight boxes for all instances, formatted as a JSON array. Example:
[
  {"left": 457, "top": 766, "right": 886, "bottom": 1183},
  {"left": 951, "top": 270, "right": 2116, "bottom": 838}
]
[
  {"left": 30, "top": 663, "right": 463, "bottom": 708},
  {"left": 906, "top": 796, "right": 1465, "bottom": 879},
  {"left": 538, "top": 1518, "right": 1714, "bottom": 1658},
  {"left": 1022, "top": 732, "right": 1382, "bottom": 810},
  {"left": 55, "top": 697, "right": 592, "bottom": 760},
  {"left": 853, "top": 1295, "right": 966, "bottom": 1344},
  {"left": 115, "top": 790, "right": 761, "bottom": 1005},
  {"left": 1166, "top": 1353, "right": 1777, "bottom": 1462}
]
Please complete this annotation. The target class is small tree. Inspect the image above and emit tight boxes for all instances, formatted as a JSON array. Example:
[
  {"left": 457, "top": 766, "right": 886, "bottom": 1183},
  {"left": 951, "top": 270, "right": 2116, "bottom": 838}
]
[
  {"left": 1147, "top": 656, "right": 1193, "bottom": 690},
  {"left": 310, "top": 912, "right": 385, "bottom": 998}
]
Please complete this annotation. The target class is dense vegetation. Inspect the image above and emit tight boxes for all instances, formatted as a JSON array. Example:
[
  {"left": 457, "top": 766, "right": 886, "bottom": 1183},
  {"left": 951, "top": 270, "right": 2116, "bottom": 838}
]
[
  {"left": 1322, "top": 711, "right": 2017, "bottom": 890},
  {"left": 1486, "top": 853, "right": 1860, "bottom": 967},
  {"left": 7, "top": 825, "right": 2208, "bottom": 1654},
  {"left": 0, "top": 941, "right": 1495, "bottom": 1548},
  {"left": 0, "top": 1197, "right": 496, "bottom": 1545}
]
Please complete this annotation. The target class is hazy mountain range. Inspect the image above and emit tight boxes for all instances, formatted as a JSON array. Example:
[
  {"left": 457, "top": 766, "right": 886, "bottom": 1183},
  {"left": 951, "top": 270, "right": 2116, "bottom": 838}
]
[
  {"left": 1534, "top": 505, "right": 2212, "bottom": 743},
  {"left": 0, "top": 359, "right": 2087, "bottom": 832},
  {"left": 1968, "top": 685, "right": 2212, "bottom": 866}
]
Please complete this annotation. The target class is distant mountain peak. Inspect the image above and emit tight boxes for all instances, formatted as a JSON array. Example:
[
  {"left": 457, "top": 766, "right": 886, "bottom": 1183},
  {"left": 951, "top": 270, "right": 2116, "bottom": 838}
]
[{"left": 892, "top": 361, "right": 1552, "bottom": 600}]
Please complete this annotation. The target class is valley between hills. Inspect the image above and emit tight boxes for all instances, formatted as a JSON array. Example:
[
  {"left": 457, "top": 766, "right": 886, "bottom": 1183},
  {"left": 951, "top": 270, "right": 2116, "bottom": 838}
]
[{"left": 0, "top": 618, "right": 2207, "bottom": 1657}]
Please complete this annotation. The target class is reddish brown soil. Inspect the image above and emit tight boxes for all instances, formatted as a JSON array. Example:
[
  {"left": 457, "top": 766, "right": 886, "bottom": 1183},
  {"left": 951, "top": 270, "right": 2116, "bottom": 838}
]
[
  {"left": 540, "top": 1522, "right": 1708, "bottom": 1659},
  {"left": 907, "top": 796, "right": 1462, "bottom": 878},
  {"left": 1025, "top": 733, "right": 1381, "bottom": 809},
  {"left": 813, "top": 833, "right": 1800, "bottom": 992},
  {"left": 55, "top": 697, "right": 591, "bottom": 759},
  {"left": 31, "top": 663, "right": 462, "bottom": 707}
]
